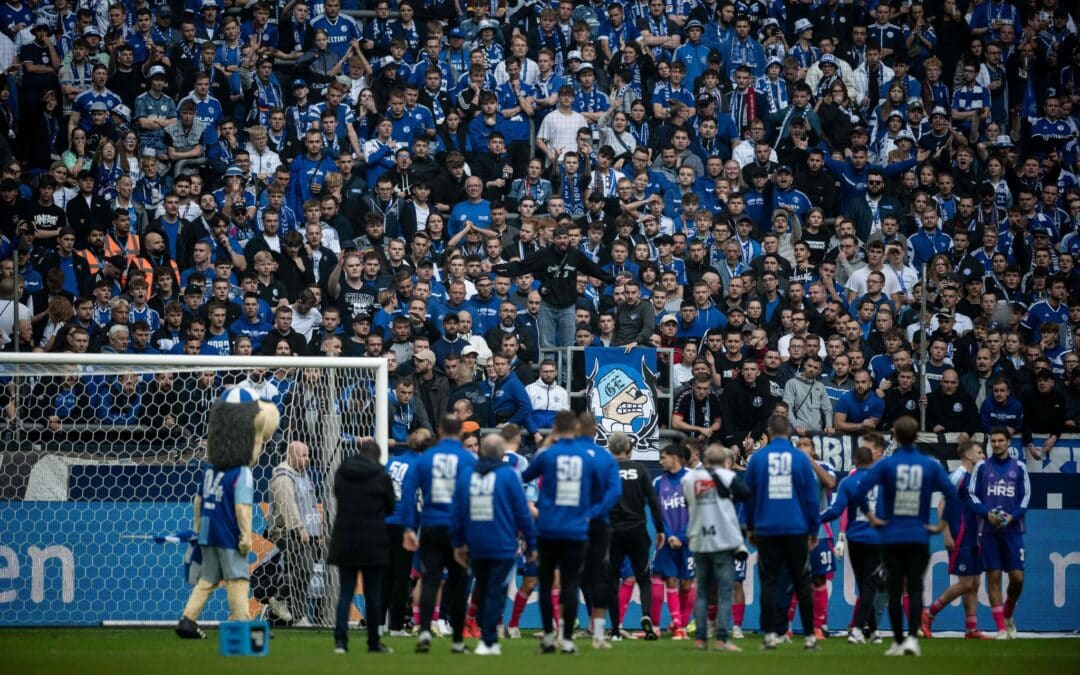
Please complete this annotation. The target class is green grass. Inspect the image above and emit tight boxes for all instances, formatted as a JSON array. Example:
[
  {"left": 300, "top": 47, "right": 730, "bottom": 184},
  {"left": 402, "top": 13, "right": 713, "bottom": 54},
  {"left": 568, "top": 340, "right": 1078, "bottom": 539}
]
[{"left": 2, "top": 629, "right": 1078, "bottom": 675}]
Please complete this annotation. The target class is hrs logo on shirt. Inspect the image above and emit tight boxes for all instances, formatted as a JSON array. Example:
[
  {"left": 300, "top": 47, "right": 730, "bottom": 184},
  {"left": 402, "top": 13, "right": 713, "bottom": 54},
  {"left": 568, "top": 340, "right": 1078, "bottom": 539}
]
[{"left": 987, "top": 479, "right": 1016, "bottom": 497}]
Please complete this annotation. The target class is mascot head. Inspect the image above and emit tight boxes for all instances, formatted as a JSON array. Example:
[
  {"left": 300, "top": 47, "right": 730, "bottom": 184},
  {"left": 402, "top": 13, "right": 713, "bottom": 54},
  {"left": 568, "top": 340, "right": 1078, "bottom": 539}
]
[{"left": 206, "top": 385, "right": 281, "bottom": 469}]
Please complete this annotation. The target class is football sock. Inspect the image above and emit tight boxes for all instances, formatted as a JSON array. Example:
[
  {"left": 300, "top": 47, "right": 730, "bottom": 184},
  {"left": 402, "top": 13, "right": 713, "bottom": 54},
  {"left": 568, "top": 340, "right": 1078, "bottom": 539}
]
[
  {"left": 592, "top": 618, "right": 605, "bottom": 639},
  {"left": 902, "top": 593, "right": 910, "bottom": 619},
  {"left": 992, "top": 605, "right": 1005, "bottom": 631},
  {"left": 678, "top": 588, "right": 695, "bottom": 628},
  {"left": 618, "top": 580, "right": 633, "bottom": 625},
  {"left": 650, "top": 579, "right": 664, "bottom": 626},
  {"left": 731, "top": 602, "right": 744, "bottom": 626},
  {"left": 666, "top": 588, "right": 681, "bottom": 629},
  {"left": 412, "top": 605, "right": 420, "bottom": 626},
  {"left": 965, "top": 615, "right": 978, "bottom": 633},
  {"left": 467, "top": 600, "right": 478, "bottom": 619},
  {"left": 813, "top": 585, "right": 829, "bottom": 629},
  {"left": 509, "top": 590, "right": 529, "bottom": 628},
  {"left": 929, "top": 597, "right": 947, "bottom": 617},
  {"left": 849, "top": 598, "right": 859, "bottom": 629},
  {"left": 1003, "top": 597, "right": 1016, "bottom": 620},
  {"left": 788, "top": 594, "right": 798, "bottom": 623}
]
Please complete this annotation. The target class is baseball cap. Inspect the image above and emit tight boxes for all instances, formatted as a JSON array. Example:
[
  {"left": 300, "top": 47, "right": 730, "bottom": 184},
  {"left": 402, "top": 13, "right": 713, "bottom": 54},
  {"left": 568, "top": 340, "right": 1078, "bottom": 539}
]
[
  {"left": 819, "top": 54, "right": 838, "bottom": 67},
  {"left": 766, "top": 55, "right": 783, "bottom": 68},
  {"left": 107, "top": 254, "right": 128, "bottom": 269},
  {"left": 413, "top": 348, "right": 436, "bottom": 363},
  {"left": 224, "top": 165, "right": 244, "bottom": 177},
  {"left": 479, "top": 18, "right": 499, "bottom": 31},
  {"left": 576, "top": 62, "right": 595, "bottom": 74},
  {"left": 292, "top": 78, "right": 308, "bottom": 90},
  {"left": 82, "top": 25, "right": 102, "bottom": 37},
  {"left": 448, "top": 28, "right": 464, "bottom": 39},
  {"left": 896, "top": 129, "right": 915, "bottom": 142},
  {"left": 566, "top": 50, "right": 583, "bottom": 62},
  {"left": 930, "top": 106, "right": 948, "bottom": 118},
  {"left": 660, "top": 314, "right": 678, "bottom": 324},
  {"left": 775, "top": 165, "right": 793, "bottom": 174},
  {"left": 936, "top": 307, "right": 955, "bottom": 319},
  {"left": 685, "top": 18, "right": 704, "bottom": 30},
  {"left": 461, "top": 344, "right": 479, "bottom": 357},
  {"left": 113, "top": 104, "right": 131, "bottom": 121},
  {"left": 157, "top": 4, "right": 173, "bottom": 16},
  {"left": 994, "top": 135, "right": 1014, "bottom": 148},
  {"left": 89, "top": 101, "right": 108, "bottom": 112},
  {"left": 907, "top": 98, "right": 924, "bottom": 110},
  {"left": 148, "top": 65, "right": 167, "bottom": 78},
  {"left": 887, "top": 110, "right": 904, "bottom": 121},
  {"left": 462, "top": 420, "right": 481, "bottom": 434},
  {"left": 200, "top": 0, "right": 218, "bottom": 9}
]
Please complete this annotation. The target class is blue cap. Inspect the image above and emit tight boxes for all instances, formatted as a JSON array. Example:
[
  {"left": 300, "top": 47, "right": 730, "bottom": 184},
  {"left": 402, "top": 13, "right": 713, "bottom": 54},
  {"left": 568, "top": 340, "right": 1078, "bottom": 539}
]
[
  {"left": 448, "top": 27, "right": 464, "bottom": 39},
  {"left": 292, "top": 78, "right": 308, "bottom": 90},
  {"left": 224, "top": 165, "right": 244, "bottom": 177}
]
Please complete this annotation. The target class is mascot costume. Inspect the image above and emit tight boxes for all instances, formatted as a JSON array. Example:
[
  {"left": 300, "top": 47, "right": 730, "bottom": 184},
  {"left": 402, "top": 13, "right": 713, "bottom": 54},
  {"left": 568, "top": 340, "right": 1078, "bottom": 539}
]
[{"left": 176, "top": 386, "right": 280, "bottom": 639}]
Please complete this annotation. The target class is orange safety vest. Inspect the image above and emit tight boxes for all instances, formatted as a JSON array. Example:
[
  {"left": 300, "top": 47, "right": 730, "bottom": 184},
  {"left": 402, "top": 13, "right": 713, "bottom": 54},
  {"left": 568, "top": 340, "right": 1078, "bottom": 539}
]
[
  {"left": 80, "top": 248, "right": 104, "bottom": 276},
  {"left": 103, "top": 233, "right": 142, "bottom": 264},
  {"left": 129, "top": 257, "right": 179, "bottom": 291}
]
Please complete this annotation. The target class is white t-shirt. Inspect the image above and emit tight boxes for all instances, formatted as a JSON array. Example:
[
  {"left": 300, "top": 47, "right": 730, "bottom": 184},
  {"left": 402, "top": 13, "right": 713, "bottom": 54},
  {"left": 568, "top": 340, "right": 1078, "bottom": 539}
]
[
  {"left": 537, "top": 110, "right": 588, "bottom": 161},
  {"left": 846, "top": 264, "right": 901, "bottom": 299},
  {"left": 0, "top": 300, "right": 31, "bottom": 347}
]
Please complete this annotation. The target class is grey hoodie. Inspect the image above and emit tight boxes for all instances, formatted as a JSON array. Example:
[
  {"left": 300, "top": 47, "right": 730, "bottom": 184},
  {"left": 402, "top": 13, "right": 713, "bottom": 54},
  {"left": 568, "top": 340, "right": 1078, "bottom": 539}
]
[{"left": 783, "top": 372, "right": 833, "bottom": 434}]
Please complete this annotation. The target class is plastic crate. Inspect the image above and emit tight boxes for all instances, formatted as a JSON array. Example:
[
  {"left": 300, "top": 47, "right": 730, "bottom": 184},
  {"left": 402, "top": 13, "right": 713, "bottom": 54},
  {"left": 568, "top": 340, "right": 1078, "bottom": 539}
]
[{"left": 219, "top": 620, "right": 271, "bottom": 656}]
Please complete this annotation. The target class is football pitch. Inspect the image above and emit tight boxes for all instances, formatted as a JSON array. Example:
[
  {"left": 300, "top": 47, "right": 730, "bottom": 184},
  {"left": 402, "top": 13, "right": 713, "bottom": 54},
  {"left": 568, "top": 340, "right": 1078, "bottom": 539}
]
[{"left": 3, "top": 629, "right": 1079, "bottom": 675}]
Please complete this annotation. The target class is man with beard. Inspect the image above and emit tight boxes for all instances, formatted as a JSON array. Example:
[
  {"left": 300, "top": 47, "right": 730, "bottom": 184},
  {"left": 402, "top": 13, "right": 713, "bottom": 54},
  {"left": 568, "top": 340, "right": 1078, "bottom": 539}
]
[
  {"left": 924, "top": 369, "right": 979, "bottom": 444},
  {"left": 878, "top": 365, "right": 920, "bottom": 428}
]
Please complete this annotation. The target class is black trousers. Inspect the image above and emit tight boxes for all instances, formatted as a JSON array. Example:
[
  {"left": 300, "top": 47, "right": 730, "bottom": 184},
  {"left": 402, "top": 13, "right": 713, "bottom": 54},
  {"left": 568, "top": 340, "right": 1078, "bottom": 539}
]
[
  {"left": 277, "top": 530, "right": 316, "bottom": 616},
  {"left": 756, "top": 534, "right": 814, "bottom": 637},
  {"left": 608, "top": 524, "right": 653, "bottom": 631},
  {"left": 848, "top": 541, "right": 883, "bottom": 633},
  {"left": 538, "top": 538, "right": 587, "bottom": 640},
  {"left": 418, "top": 525, "right": 468, "bottom": 642},
  {"left": 883, "top": 543, "right": 930, "bottom": 642},
  {"left": 335, "top": 565, "right": 383, "bottom": 649},
  {"left": 381, "top": 524, "right": 413, "bottom": 631},
  {"left": 582, "top": 520, "right": 611, "bottom": 614}
]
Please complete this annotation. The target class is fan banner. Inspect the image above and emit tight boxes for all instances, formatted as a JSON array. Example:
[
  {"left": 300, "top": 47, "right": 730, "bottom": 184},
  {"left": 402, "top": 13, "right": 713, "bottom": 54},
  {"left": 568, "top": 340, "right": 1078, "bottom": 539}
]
[{"left": 585, "top": 347, "right": 660, "bottom": 461}]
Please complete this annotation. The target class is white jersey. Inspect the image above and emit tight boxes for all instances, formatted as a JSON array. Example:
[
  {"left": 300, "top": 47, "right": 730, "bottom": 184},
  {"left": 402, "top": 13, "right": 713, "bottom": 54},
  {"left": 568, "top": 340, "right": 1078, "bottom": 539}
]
[{"left": 681, "top": 466, "right": 744, "bottom": 553}]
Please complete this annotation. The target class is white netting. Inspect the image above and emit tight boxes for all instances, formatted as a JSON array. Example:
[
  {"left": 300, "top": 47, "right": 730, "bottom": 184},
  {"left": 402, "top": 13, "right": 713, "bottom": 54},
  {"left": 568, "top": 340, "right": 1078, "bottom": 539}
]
[{"left": 0, "top": 355, "right": 386, "bottom": 628}]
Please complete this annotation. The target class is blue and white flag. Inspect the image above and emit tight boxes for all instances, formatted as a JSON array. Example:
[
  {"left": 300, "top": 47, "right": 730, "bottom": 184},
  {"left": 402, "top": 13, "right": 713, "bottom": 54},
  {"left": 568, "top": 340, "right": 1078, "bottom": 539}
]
[{"left": 585, "top": 347, "right": 660, "bottom": 460}]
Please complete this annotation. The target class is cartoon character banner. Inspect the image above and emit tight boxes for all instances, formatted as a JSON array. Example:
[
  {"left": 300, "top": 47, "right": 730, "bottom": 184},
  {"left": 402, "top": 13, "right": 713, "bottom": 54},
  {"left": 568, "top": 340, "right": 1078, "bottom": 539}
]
[{"left": 585, "top": 347, "right": 660, "bottom": 461}]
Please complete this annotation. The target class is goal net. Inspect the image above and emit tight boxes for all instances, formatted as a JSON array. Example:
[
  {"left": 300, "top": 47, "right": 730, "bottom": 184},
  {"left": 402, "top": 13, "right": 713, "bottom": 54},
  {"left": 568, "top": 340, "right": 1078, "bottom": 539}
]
[{"left": 0, "top": 353, "right": 388, "bottom": 629}]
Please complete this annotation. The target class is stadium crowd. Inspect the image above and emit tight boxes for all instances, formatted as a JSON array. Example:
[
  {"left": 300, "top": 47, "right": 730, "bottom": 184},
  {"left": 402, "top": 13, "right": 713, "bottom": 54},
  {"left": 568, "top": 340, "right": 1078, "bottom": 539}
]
[{"left": 0, "top": 0, "right": 1077, "bottom": 447}]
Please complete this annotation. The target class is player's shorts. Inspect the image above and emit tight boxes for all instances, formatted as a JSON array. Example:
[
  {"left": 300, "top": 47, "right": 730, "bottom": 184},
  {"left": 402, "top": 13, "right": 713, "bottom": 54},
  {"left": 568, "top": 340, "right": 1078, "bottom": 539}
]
[
  {"left": 980, "top": 531, "right": 1024, "bottom": 572},
  {"left": 517, "top": 552, "right": 538, "bottom": 578},
  {"left": 949, "top": 544, "right": 982, "bottom": 577},
  {"left": 619, "top": 555, "right": 634, "bottom": 579},
  {"left": 199, "top": 545, "right": 249, "bottom": 583},
  {"left": 653, "top": 545, "right": 694, "bottom": 580},
  {"left": 810, "top": 537, "right": 836, "bottom": 577}
]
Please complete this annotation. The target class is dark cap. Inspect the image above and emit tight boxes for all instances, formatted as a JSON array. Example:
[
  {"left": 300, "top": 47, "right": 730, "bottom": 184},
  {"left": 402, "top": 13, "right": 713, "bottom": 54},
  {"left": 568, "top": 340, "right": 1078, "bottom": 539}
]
[
  {"left": 106, "top": 254, "right": 128, "bottom": 269},
  {"left": 775, "top": 165, "right": 793, "bottom": 174},
  {"left": 0, "top": 178, "right": 18, "bottom": 191},
  {"left": 936, "top": 307, "right": 955, "bottom": 319}
]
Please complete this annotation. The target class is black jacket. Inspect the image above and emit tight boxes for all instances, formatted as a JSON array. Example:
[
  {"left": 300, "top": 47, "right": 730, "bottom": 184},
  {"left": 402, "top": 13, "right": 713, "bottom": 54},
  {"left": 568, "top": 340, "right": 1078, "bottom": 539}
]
[
  {"left": 327, "top": 454, "right": 395, "bottom": 568},
  {"left": 925, "top": 390, "right": 979, "bottom": 435},
  {"left": 720, "top": 376, "right": 776, "bottom": 447},
  {"left": 496, "top": 245, "right": 614, "bottom": 308}
]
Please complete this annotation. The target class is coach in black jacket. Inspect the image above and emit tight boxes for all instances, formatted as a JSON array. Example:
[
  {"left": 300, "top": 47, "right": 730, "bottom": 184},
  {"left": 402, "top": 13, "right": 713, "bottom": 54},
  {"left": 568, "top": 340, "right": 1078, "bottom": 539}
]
[{"left": 493, "top": 225, "right": 614, "bottom": 348}]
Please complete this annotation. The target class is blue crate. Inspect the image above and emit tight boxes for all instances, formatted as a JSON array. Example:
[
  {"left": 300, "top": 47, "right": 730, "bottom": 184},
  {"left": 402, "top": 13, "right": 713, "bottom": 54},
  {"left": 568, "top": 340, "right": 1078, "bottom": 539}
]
[{"left": 219, "top": 620, "right": 271, "bottom": 656}]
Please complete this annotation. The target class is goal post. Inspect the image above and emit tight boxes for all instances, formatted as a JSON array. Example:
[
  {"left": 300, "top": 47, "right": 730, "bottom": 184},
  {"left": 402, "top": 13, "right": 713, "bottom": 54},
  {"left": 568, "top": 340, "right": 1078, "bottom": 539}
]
[{"left": 0, "top": 352, "right": 388, "bottom": 628}]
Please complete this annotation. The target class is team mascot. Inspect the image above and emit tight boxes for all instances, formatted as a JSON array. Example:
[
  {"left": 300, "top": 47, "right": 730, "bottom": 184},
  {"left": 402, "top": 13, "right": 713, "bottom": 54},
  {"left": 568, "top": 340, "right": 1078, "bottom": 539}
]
[{"left": 176, "top": 386, "right": 280, "bottom": 639}]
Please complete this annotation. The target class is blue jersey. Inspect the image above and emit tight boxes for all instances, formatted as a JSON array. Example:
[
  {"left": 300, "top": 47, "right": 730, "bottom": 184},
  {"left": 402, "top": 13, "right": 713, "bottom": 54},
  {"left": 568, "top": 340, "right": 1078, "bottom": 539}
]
[
  {"left": 396, "top": 438, "right": 477, "bottom": 530},
  {"left": 853, "top": 444, "right": 958, "bottom": 544},
  {"left": 198, "top": 464, "right": 253, "bottom": 550},
  {"left": 653, "top": 468, "right": 689, "bottom": 543},
  {"left": 943, "top": 466, "right": 979, "bottom": 548},
  {"left": 820, "top": 467, "right": 880, "bottom": 544},
  {"left": 835, "top": 389, "right": 885, "bottom": 425},
  {"left": 451, "top": 460, "right": 537, "bottom": 559},
  {"left": 521, "top": 438, "right": 606, "bottom": 541},
  {"left": 744, "top": 437, "right": 820, "bottom": 536},
  {"left": 969, "top": 453, "right": 1030, "bottom": 534},
  {"left": 310, "top": 13, "right": 361, "bottom": 60},
  {"left": 385, "top": 451, "right": 419, "bottom": 526}
]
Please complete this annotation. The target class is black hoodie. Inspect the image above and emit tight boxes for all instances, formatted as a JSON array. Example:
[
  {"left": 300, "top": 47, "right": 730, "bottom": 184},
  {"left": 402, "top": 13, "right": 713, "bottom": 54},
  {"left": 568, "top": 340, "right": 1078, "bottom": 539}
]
[{"left": 327, "top": 454, "right": 395, "bottom": 569}]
